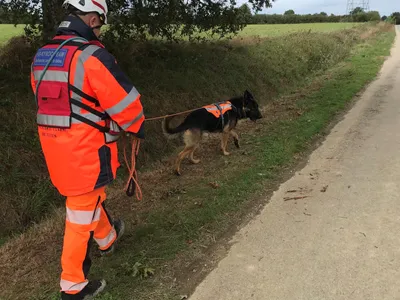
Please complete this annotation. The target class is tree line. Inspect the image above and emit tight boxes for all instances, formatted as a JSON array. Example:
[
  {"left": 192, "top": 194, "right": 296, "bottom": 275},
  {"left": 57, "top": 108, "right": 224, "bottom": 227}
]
[
  {"left": 1, "top": 1, "right": 400, "bottom": 42},
  {"left": 0, "top": 0, "right": 276, "bottom": 41},
  {"left": 245, "top": 7, "right": 393, "bottom": 25}
]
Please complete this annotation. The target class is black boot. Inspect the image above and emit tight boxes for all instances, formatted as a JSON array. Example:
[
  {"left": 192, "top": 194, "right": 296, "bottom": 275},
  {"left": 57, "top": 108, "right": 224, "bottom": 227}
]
[
  {"left": 100, "top": 219, "right": 125, "bottom": 256},
  {"left": 61, "top": 280, "right": 106, "bottom": 299}
]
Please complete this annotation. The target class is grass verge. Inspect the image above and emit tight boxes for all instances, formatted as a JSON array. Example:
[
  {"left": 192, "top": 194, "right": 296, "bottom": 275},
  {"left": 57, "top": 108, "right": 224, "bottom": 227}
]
[
  {"left": 0, "top": 23, "right": 377, "bottom": 238},
  {"left": 0, "top": 24, "right": 395, "bottom": 299},
  {"left": 95, "top": 25, "right": 397, "bottom": 300}
]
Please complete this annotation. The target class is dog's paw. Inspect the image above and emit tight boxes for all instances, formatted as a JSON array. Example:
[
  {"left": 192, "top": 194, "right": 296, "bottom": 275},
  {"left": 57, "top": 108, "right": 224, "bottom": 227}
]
[
  {"left": 234, "top": 139, "right": 240, "bottom": 149},
  {"left": 175, "top": 169, "right": 182, "bottom": 176},
  {"left": 190, "top": 159, "right": 201, "bottom": 164},
  {"left": 223, "top": 151, "right": 231, "bottom": 156}
]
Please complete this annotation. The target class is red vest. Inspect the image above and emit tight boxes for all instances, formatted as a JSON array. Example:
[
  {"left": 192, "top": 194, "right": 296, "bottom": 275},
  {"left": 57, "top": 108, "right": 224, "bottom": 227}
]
[{"left": 32, "top": 35, "right": 121, "bottom": 143}]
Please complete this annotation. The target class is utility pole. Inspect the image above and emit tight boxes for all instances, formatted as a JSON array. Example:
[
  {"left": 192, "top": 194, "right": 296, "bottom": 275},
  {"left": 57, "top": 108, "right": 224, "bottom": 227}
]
[{"left": 346, "top": 0, "right": 370, "bottom": 15}]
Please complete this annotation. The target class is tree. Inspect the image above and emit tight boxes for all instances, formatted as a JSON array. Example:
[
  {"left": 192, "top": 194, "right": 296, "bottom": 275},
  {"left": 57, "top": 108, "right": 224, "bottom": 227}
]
[
  {"left": 391, "top": 12, "right": 400, "bottom": 25},
  {"left": 366, "top": 11, "right": 380, "bottom": 21},
  {"left": 238, "top": 4, "right": 253, "bottom": 24},
  {"left": 284, "top": 9, "right": 295, "bottom": 15},
  {"left": 350, "top": 7, "right": 364, "bottom": 15},
  {"left": 381, "top": 15, "right": 387, "bottom": 21},
  {"left": 320, "top": 12, "right": 327, "bottom": 16},
  {"left": 2, "top": 0, "right": 276, "bottom": 42}
]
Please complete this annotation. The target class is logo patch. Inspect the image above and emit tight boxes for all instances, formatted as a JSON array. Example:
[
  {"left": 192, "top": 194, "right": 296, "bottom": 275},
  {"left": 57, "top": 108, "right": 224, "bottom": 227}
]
[
  {"left": 59, "top": 21, "right": 71, "bottom": 28},
  {"left": 33, "top": 48, "right": 68, "bottom": 67}
]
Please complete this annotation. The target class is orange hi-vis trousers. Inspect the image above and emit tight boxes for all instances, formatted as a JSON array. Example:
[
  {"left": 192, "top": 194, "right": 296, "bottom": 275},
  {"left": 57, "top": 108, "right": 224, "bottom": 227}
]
[{"left": 60, "top": 186, "right": 117, "bottom": 294}]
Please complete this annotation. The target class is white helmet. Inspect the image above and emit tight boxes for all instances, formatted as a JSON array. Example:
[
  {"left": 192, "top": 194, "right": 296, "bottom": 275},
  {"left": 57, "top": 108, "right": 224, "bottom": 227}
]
[{"left": 63, "top": 0, "right": 108, "bottom": 24}]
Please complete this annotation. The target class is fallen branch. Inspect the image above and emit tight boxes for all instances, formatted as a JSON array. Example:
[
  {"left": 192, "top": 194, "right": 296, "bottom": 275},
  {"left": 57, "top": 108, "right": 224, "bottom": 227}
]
[{"left": 284, "top": 196, "right": 310, "bottom": 201}]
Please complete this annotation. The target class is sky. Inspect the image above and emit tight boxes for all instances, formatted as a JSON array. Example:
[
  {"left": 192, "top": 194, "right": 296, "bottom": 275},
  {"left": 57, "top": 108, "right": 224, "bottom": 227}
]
[{"left": 239, "top": 0, "right": 397, "bottom": 17}]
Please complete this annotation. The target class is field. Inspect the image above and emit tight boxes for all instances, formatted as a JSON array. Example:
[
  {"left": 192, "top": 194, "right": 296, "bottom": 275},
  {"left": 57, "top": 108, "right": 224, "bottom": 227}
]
[
  {"left": 0, "top": 24, "right": 24, "bottom": 44},
  {"left": 240, "top": 22, "right": 360, "bottom": 37},
  {"left": 0, "top": 22, "right": 360, "bottom": 43},
  {"left": 0, "top": 22, "right": 395, "bottom": 299}
]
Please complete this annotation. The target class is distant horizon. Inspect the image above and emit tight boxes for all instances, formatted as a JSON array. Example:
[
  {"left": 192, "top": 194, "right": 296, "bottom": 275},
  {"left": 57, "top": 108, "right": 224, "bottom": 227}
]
[{"left": 238, "top": 0, "right": 397, "bottom": 18}]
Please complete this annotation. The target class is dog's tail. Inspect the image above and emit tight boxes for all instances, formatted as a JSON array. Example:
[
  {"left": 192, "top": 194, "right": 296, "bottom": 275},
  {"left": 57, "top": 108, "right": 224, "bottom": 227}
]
[{"left": 162, "top": 116, "right": 188, "bottom": 139}]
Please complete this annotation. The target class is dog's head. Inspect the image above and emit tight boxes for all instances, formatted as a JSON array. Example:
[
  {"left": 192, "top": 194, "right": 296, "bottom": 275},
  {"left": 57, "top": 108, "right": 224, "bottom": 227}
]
[{"left": 243, "top": 90, "right": 262, "bottom": 122}]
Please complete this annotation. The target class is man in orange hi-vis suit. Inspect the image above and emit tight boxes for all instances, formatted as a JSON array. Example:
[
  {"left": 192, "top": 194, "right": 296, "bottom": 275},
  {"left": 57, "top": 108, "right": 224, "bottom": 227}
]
[{"left": 30, "top": 0, "right": 145, "bottom": 298}]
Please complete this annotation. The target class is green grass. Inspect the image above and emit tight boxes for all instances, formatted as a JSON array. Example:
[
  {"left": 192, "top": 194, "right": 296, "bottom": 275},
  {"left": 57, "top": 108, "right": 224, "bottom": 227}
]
[
  {"left": 0, "top": 23, "right": 395, "bottom": 300},
  {"left": 240, "top": 22, "right": 360, "bottom": 37},
  {"left": 0, "top": 24, "right": 24, "bottom": 44},
  {"left": 0, "top": 23, "right": 360, "bottom": 44}
]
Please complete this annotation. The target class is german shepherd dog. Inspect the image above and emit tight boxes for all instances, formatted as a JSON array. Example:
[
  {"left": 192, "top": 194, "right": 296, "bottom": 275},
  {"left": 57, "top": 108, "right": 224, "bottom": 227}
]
[{"left": 162, "top": 90, "right": 262, "bottom": 175}]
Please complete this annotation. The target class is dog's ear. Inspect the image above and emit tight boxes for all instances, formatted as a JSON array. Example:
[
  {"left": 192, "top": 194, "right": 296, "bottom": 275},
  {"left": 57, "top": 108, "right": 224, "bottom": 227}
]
[{"left": 244, "top": 90, "right": 254, "bottom": 100}]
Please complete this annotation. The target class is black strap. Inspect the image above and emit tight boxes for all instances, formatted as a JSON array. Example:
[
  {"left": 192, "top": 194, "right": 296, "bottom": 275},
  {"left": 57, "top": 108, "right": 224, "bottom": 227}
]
[
  {"left": 70, "top": 98, "right": 107, "bottom": 119},
  {"left": 214, "top": 103, "right": 225, "bottom": 129},
  {"left": 70, "top": 112, "right": 110, "bottom": 132},
  {"left": 69, "top": 85, "right": 100, "bottom": 106}
]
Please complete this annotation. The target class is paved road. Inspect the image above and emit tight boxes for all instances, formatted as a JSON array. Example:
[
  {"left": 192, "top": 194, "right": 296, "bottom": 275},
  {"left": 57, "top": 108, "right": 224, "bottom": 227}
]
[{"left": 189, "top": 27, "right": 400, "bottom": 300}]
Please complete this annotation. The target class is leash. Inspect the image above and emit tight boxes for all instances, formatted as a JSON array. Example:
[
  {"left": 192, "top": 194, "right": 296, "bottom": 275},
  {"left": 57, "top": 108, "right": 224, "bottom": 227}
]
[
  {"left": 122, "top": 135, "right": 143, "bottom": 200},
  {"left": 144, "top": 107, "right": 202, "bottom": 121}
]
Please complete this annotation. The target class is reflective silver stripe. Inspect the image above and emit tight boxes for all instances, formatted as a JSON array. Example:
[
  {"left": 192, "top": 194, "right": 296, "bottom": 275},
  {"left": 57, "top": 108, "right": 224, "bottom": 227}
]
[
  {"left": 71, "top": 45, "right": 100, "bottom": 115},
  {"left": 95, "top": 228, "right": 117, "bottom": 250},
  {"left": 71, "top": 113, "right": 103, "bottom": 124},
  {"left": 109, "top": 120, "right": 121, "bottom": 134},
  {"left": 206, "top": 104, "right": 231, "bottom": 111},
  {"left": 105, "top": 132, "right": 120, "bottom": 143},
  {"left": 38, "top": 112, "right": 104, "bottom": 126},
  {"left": 60, "top": 279, "right": 88, "bottom": 292},
  {"left": 37, "top": 114, "right": 70, "bottom": 127},
  {"left": 120, "top": 110, "right": 144, "bottom": 130},
  {"left": 106, "top": 87, "right": 140, "bottom": 117},
  {"left": 70, "top": 102, "right": 104, "bottom": 124},
  {"left": 66, "top": 207, "right": 101, "bottom": 225},
  {"left": 105, "top": 121, "right": 122, "bottom": 143},
  {"left": 33, "top": 70, "right": 68, "bottom": 82}
]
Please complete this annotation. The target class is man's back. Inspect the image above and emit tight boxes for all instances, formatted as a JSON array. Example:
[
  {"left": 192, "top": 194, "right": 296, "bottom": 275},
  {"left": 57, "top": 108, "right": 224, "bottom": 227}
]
[{"left": 31, "top": 15, "right": 144, "bottom": 197}]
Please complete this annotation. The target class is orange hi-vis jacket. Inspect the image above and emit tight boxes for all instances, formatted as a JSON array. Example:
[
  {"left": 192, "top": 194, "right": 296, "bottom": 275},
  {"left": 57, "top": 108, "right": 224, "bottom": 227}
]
[{"left": 30, "top": 16, "right": 145, "bottom": 197}]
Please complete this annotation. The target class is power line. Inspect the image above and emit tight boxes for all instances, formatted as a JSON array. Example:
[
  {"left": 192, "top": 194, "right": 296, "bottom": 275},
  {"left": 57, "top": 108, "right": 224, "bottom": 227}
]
[{"left": 346, "top": 0, "right": 370, "bottom": 15}]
